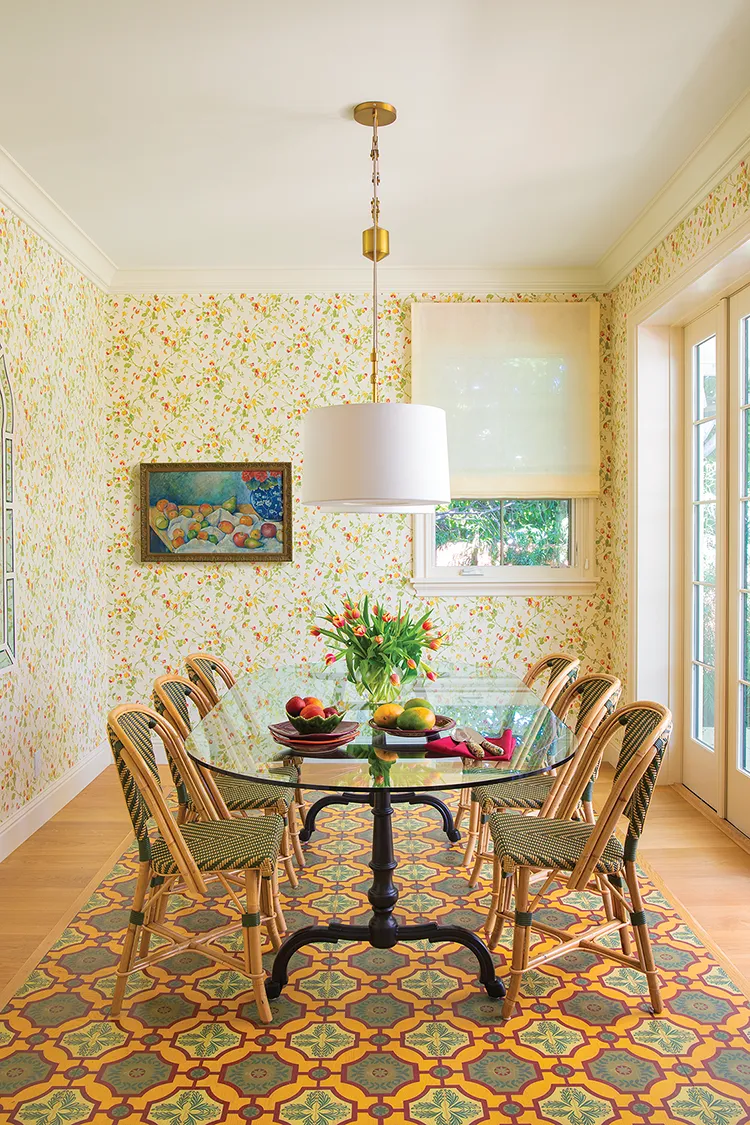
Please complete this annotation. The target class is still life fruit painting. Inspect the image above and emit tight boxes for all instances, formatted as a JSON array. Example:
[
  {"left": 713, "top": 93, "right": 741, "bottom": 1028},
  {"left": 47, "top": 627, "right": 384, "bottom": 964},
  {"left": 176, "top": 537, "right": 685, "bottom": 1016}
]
[{"left": 140, "top": 462, "right": 292, "bottom": 562}]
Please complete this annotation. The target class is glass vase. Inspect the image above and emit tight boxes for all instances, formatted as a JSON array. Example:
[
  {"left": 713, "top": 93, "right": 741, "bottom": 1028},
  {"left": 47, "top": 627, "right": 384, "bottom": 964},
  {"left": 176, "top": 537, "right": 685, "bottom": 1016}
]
[{"left": 357, "top": 663, "right": 402, "bottom": 707}]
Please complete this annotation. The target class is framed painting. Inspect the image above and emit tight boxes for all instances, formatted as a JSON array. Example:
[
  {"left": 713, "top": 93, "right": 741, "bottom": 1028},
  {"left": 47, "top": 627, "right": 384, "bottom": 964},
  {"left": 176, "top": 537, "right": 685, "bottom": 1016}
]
[{"left": 140, "top": 462, "right": 292, "bottom": 563}]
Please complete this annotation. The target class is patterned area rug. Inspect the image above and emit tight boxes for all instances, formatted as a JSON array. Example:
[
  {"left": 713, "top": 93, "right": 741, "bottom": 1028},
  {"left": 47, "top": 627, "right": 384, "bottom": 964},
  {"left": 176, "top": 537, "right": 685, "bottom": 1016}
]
[{"left": 1, "top": 800, "right": 749, "bottom": 1125}]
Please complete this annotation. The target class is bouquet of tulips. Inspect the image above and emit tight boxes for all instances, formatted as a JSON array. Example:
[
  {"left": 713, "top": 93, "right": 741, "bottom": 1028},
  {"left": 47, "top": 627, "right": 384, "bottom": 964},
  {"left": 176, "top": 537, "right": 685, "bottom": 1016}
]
[{"left": 310, "top": 595, "right": 448, "bottom": 704}]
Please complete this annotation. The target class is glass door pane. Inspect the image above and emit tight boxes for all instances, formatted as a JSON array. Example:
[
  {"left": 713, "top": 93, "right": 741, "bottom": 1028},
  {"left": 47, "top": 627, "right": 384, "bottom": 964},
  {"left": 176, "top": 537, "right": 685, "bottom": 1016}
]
[
  {"left": 691, "top": 335, "right": 717, "bottom": 751},
  {"left": 735, "top": 318, "right": 750, "bottom": 777}
]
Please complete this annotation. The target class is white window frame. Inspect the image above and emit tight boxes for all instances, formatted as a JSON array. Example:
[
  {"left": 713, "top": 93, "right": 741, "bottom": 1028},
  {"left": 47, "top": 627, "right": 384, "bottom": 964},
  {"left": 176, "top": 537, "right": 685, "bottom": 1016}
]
[{"left": 412, "top": 499, "right": 598, "bottom": 597}]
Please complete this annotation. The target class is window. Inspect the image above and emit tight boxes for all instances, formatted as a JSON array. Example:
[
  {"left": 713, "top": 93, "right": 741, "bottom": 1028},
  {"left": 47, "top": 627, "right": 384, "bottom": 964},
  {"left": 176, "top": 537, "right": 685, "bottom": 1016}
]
[
  {"left": 413, "top": 498, "right": 596, "bottom": 596},
  {"left": 0, "top": 341, "right": 14, "bottom": 672},
  {"left": 436, "top": 499, "right": 571, "bottom": 568}
]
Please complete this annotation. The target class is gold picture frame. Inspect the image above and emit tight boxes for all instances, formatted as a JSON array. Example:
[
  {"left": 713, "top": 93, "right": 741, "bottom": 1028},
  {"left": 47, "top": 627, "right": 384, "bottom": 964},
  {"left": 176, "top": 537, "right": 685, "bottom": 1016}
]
[{"left": 139, "top": 462, "right": 292, "bottom": 563}]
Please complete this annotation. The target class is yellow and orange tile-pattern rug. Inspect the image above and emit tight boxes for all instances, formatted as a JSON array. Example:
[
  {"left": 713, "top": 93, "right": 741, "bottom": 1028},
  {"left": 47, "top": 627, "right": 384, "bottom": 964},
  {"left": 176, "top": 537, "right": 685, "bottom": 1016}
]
[{"left": 1, "top": 801, "right": 749, "bottom": 1125}]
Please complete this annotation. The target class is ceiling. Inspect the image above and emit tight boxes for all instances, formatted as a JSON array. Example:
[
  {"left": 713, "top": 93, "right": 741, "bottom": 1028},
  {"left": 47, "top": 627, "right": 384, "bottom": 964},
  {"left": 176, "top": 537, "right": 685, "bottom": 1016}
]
[{"left": 1, "top": 0, "right": 750, "bottom": 275}]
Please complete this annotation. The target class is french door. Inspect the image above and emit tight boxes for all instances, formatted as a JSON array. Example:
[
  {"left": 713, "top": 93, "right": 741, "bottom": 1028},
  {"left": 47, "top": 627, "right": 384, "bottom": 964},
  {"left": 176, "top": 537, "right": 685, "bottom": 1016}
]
[
  {"left": 683, "top": 308, "right": 724, "bottom": 812},
  {"left": 726, "top": 286, "right": 750, "bottom": 836},
  {"left": 683, "top": 288, "right": 750, "bottom": 837}
]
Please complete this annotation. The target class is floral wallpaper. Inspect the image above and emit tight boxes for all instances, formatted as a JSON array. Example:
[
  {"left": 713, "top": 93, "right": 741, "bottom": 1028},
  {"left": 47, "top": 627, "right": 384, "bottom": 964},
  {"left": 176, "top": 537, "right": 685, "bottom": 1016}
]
[
  {"left": 2, "top": 156, "right": 750, "bottom": 829},
  {"left": 106, "top": 291, "right": 618, "bottom": 705},
  {"left": 0, "top": 206, "right": 110, "bottom": 822}
]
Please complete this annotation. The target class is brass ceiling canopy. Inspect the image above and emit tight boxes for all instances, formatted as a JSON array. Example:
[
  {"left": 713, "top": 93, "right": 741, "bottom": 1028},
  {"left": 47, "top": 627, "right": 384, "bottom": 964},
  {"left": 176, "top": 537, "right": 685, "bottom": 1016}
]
[{"left": 353, "top": 101, "right": 397, "bottom": 127}]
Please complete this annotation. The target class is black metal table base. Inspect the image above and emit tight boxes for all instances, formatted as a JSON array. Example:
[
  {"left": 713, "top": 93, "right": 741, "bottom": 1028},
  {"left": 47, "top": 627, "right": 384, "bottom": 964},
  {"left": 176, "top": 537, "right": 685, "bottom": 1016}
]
[
  {"left": 298, "top": 789, "right": 460, "bottom": 844},
  {"left": 268, "top": 787, "right": 504, "bottom": 1001}
]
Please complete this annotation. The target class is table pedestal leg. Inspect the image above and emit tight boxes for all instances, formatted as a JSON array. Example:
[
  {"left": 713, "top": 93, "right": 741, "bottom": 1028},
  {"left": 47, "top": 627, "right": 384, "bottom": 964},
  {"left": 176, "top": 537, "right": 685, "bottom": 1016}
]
[
  {"left": 266, "top": 788, "right": 504, "bottom": 1001},
  {"left": 299, "top": 789, "right": 460, "bottom": 844}
]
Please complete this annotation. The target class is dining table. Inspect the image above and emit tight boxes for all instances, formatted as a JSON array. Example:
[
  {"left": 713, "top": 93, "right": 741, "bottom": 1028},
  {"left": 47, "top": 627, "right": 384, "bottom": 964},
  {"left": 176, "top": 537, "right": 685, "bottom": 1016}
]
[{"left": 184, "top": 665, "right": 577, "bottom": 1002}]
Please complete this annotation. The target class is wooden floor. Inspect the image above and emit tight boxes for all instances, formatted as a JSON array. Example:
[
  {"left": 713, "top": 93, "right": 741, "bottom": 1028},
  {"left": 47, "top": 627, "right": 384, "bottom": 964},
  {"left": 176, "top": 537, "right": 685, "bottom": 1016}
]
[{"left": 1, "top": 765, "right": 749, "bottom": 995}]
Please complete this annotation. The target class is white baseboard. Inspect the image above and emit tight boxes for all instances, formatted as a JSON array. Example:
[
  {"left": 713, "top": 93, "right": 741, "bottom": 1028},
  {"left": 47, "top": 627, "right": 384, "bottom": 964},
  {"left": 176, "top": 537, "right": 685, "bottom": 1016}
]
[{"left": 0, "top": 745, "right": 111, "bottom": 862}]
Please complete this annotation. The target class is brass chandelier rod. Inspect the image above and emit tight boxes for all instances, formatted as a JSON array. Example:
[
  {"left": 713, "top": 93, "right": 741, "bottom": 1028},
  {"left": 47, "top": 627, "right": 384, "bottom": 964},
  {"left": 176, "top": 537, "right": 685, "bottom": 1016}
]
[{"left": 354, "top": 101, "right": 397, "bottom": 404}]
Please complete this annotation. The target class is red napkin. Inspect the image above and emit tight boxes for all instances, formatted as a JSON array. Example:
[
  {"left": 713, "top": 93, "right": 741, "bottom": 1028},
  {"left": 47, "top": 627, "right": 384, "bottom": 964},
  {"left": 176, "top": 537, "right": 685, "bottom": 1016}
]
[{"left": 425, "top": 728, "right": 516, "bottom": 761}]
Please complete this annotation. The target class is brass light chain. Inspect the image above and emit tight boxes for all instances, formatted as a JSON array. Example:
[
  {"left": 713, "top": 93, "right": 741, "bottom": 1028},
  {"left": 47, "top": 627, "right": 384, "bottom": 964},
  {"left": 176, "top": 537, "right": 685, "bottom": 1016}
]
[
  {"left": 370, "top": 107, "right": 380, "bottom": 402},
  {"left": 354, "top": 100, "right": 395, "bottom": 404}
]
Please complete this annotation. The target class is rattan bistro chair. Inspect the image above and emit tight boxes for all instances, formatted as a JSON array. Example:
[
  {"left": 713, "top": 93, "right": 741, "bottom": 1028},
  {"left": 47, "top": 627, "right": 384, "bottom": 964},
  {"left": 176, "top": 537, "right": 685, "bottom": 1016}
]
[
  {"left": 463, "top": 674, "right": 621, "bottom": 873},
  {"left": 153, "top": 674, "right": 304, "bottom": 881},
  {"left": 524, "top": 651, "right": 581, "bottom": 705},
  {"left": 488, "top": 702, "right": 672, "bottom": 1020},
  {"left": 454, "top": 653, "right": 580, "bottom": 835},
  {"left": 185, "top": 651, "right": 237, "bottom": 706},
  {"left": 185, "top": 651, "right": 307, "bottom": 850},
  {"left": 107, "top": 704, "right": 283, "bottom": 1023}
]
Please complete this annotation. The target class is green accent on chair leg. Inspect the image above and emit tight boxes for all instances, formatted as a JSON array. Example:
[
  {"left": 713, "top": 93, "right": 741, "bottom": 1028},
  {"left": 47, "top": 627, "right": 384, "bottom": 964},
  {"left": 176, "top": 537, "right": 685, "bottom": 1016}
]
[
  {"left": 242, "top": 913, "right": 261, "bottom": 927},
  {"left": 630, "top": 910, "right": 647, "bottom": 927},
  {"left": 129, "top": 910, "right": 145, "bottom": 926},
  {"left": 150, "top": 876, "right": 165, "bottom": 887},
  {"left": 515, "top": 911, "right": 534, "bottom": 927},
  {"left": 624, "top": 835, "right": 639, "bottom": 863},
  {"left": 137, "top": 840, "right": 152, "bottom": 862}
]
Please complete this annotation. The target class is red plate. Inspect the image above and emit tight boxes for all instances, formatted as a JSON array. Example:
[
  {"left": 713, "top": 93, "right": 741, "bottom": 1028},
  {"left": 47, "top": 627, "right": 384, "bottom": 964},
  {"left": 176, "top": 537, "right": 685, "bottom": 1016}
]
[
  {"left": 270, "top": 730, "right": 359, "bottom": 754},
  {"left": 269, "top": 720, "right": 360, "bottom": 743}
]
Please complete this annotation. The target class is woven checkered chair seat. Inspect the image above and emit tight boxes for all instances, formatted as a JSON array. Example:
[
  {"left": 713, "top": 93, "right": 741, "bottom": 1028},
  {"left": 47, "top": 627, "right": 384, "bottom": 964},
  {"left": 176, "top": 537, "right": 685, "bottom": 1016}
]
[
  {"left": 210, "top": 773, "right": 295, "bottom": 812},
  {"left": 150, "top": 815, "right": 283, "bottom": 875},
  {"left": 477, "top": 776, "right": 555, "bottom": 811},
  {"left": 489, "top": 812, "right": 624, "bottom": 875}
]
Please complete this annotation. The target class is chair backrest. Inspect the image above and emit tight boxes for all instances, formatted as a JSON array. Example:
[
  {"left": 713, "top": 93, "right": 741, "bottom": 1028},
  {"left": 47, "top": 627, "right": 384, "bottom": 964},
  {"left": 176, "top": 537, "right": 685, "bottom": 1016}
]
[
  {"left": 541, "top": 674, "right": 622, "bottom": 816},
  {"left": 524, "top": 652, "right": 580, "bottom": 707},
  {"left": 566, "top": 701, "right": 672, "bottom": 889},
  {"left": 185, "top": 652, "right": 236, "bottom": 707},
  {"left": 107, "top": 704, "right": 213, "bottom": 894},
  {"left": 153, "top": 674, "right": 212, "bottom": 740}
]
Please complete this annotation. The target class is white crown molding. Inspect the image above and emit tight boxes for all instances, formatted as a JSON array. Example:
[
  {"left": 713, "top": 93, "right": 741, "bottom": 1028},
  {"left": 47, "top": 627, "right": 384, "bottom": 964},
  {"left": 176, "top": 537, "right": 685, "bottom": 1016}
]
[
  {"left": 599, "top": 88, "right": 750, "bottom": 291},
  {"left": 0, "top": 144, "right": 116, "bottom": 291},
  {"left": 108, "top": 266, "right": 601, "bottom": 296},
  {"left": 2, "top": 88, "right": 750, "bottom": 297}
]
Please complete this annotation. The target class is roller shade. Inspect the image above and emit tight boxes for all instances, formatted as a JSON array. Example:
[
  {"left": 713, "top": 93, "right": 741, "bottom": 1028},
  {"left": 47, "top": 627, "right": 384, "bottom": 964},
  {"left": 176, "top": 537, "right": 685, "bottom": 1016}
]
[{"left": 411, "top": 301, "right": 600, "bottom": 498}]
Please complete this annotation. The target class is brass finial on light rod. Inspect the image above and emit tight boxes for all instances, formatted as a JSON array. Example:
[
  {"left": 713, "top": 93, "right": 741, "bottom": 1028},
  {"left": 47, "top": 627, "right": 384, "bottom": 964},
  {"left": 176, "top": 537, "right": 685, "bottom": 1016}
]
[{"left": 354, "top": 101, "right": 396, "bottom": 402}]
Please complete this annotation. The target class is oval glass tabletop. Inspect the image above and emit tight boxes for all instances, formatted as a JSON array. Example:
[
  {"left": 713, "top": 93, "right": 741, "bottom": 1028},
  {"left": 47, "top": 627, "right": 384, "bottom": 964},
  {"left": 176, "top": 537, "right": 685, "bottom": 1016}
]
[{"left": 185, "top": 665, "right": 576, "bottom": 793}]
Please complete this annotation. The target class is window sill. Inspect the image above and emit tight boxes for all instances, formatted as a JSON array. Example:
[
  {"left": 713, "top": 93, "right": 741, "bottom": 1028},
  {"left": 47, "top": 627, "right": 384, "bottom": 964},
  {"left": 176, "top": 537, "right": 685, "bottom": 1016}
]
[{"left": 411, "top": 577, "right": 599, "bottom": 597}]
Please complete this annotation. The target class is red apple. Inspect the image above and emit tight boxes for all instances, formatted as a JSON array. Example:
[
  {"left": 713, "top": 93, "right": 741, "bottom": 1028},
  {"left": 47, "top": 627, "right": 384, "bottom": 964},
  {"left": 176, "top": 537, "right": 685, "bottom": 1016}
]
[
  {"left": 300, "top": 704, "right": 325, "bottom": 719},
  {"left": 260, "top": 522, "right": 277, "bottom": 538},
  {"left": 286, "top": 696, "right": 306, "bottom": 716},
  {"left": 323, "top": 706, "right": 338, "bottom": 717},
  {"left": 233, "top": 531, "right": 248, "bottom": 547}
]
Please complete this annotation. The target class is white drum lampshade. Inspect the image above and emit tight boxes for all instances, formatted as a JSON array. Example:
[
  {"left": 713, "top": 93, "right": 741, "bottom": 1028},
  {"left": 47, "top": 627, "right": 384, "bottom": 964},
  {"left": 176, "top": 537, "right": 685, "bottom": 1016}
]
[{"left": 301, "top": 402, "right": 451, "bottom": 512}]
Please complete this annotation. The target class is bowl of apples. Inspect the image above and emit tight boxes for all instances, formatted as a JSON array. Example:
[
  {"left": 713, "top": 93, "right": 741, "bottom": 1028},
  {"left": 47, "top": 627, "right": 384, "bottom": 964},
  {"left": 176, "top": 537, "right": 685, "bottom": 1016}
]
[{"left": 283, "top": 695, "right": 350, "bottom": 735}]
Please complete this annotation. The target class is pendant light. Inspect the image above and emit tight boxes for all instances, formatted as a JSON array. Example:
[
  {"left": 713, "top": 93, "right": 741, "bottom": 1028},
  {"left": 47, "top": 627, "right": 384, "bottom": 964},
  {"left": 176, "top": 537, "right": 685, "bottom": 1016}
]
[{"left": 301, "top": 101, "right": 451, "bottom": 513}]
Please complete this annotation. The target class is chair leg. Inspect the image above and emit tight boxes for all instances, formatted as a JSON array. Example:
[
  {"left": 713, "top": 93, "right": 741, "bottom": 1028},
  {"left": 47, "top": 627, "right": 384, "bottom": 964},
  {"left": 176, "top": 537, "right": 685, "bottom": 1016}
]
[
  {"left": 468, "top": 818, "right": 489, "bottom": 888},
  {"left": 111, "top": 861, "right": 150, "bottom": 1017},
  {"left": 462, "top": 798, "right": 481, "bottom": 868},
  {"left": 261, "top": 873, "right": 281, "bottom": 951},
  {"left": 582, "top": 799, "right": 596, "bottom": 824},
  {"left": 243, "top": 868, "right": 272, "bottom": 1024},
  {"left": 624, "top": 860, "right": 663, "bottom": 1015},
  {"left": 139, "top": 874, "right": 172, "bottom": 958},
  {"left": 502, "top": 867, "right": 531, "bottom": 1020},
  {"left": 485, "top": 853, "right": 502, "bottom": 937},
  {"left": 287, "top": 809, "right": 306, "bottom": 869},
  {"left": 279, "top": 822, "right": 298, "bottom": 888},
  {"left": 454, "top": 789, "right": 471, "bottom": 832},
  {"left": 271, "top": 865, "right": 287, "bottom": 935},
  {"left": 294, "top": 786, "right": 306, "bottom": 824},
  {"left": 608, "top": 873, "right": 632, "bottom": 956},
  {"left": 489, "top": 870, "right": 514, "bottom": 950}
]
